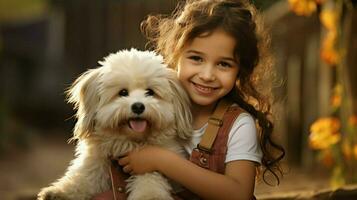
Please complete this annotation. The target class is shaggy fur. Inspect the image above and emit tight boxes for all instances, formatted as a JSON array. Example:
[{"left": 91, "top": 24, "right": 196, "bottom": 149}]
[{"left": 37, "top": 49, "right": 192, "bottom": 200}]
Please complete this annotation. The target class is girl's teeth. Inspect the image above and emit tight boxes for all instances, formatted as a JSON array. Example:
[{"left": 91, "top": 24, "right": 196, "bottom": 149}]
[
  {"left": 194, "top": 83, "right": 213, "bottom": 92},
  {"left": 198, "top": 85, "right": 211, "bottom": 91}
]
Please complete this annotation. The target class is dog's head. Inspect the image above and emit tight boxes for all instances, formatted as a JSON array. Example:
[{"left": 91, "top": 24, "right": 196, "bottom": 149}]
[{"left": 67, "top": 49, "right": 192, "bottom": 141}]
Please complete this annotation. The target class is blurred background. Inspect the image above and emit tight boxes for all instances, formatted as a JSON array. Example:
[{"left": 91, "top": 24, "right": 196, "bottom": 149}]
[{"left": 0, "top": 0, "right": 356, "bottom": 199}]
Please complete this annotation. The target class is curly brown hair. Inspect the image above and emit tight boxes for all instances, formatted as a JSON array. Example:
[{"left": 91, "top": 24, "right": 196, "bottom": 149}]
[{"left": 141, "top": 0, "right": 285, "bottom": 185}]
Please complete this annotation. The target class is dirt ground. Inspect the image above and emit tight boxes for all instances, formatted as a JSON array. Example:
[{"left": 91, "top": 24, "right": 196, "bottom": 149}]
[{"left": 0, "top": 132, "right": 332, "bottom": 200}]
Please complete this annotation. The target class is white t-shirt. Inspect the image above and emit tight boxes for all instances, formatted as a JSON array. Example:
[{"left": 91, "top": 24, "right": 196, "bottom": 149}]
[{"left": 184, "top": 112, "right": 263, "bottom": 164}]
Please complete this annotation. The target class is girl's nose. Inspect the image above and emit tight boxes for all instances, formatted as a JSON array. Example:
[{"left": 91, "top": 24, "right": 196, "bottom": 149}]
[{"left": 198, "top": 65, "right": 216, "bottom": 81}]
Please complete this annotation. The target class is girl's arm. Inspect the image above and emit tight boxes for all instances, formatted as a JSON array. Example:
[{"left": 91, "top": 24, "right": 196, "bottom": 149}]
[{"left": 118, "top": 146, "right": 256, "bottom": 200}]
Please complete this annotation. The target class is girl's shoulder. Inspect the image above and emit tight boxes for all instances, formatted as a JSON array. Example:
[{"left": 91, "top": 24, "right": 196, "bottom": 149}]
[
  {"left": 225, "top": 104, "right": 262, "bottom": 164},
  {"left": 223, "top": 103, "right": 257, "bottom": 141},
  {"left": 227, "top": 103, "right": 255, "bottom": 130}
]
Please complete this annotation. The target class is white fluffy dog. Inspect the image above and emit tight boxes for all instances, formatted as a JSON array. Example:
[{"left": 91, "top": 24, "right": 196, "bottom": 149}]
[{"left": 38, "top": 49, "right": 192, "bottom": 200}]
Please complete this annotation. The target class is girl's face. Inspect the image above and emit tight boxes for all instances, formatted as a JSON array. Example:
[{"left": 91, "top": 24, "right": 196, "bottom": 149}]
[{"left": 177, "top": 28, "right": 239, "bottom": 108}]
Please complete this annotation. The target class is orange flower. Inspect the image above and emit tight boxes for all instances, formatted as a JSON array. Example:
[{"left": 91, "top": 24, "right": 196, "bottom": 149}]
[
  {"left": 309, "top": 117, "right": 341, "bottom": 149},
  {"left": 330, "top": 84, "right": 342, "bottom": 108},
  {"left": 320, "top": 7, "right": 339, "bottom": 30},
  {"left": 348, "top": 115, "right": 357, "bottom": 127},
  {"left": 320, "top": 31, "right": 340, "bottom": 65},
  {"left": 342, "top": 141, "right": 352, "bottom": 161},
  {"left": 288, "top": 0, "right": 317, "bottom": 16},
  {"left": 330, "top": 94, "right": 341, "bottom": 108}
]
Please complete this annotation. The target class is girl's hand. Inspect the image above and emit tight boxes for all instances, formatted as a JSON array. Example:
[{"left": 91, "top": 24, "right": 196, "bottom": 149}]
[{"left": 118, "top": 146, "right": 167, "bottom": 175}]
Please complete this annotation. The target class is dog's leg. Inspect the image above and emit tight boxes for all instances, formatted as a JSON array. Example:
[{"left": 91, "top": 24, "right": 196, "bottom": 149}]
[
  {"left": 126, "top": 172, "right": 174, "bottom": 200},
  {"left": 37, "top": 155, "right": 110, "bottom": 200}
]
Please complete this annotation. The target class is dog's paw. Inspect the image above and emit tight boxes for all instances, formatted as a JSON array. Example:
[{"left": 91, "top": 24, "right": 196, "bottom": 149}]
[{"left": 37, "top": 187, "right": 69, "bottom": 200}]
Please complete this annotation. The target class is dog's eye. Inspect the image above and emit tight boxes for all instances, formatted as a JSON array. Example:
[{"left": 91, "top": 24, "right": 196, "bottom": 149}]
[
  {"left": 118, "top": 89, "right": 129, "bottom": 97},
  {"left": 145, "top": 89, "right": 155, "bottom": 96}
]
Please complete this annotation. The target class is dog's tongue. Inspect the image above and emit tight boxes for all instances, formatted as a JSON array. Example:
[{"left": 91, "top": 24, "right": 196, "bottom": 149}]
[{"left": 129, "top": 119, "right": 147, "bottom": 133}]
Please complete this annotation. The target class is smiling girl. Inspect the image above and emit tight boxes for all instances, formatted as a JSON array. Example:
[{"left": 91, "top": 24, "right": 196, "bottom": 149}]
[{"left": 118, "top": 0, "right": 285, "bottom": 199}]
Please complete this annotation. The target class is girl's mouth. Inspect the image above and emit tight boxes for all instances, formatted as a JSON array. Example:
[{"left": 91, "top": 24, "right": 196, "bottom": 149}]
[{"left": 191, "top": 82, "right": 217, "bottom": 94}]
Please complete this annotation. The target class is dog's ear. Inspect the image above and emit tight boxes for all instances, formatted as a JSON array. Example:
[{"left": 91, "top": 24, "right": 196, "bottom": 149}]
[
  {"left": 166, "top": 69, "right": 193, "bottom": 140},
  {"left": 66, "top": 68, "right": 101, "bottom": 140}
]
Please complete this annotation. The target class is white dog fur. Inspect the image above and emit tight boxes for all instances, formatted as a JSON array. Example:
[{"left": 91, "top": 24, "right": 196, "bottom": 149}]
[{"left": 37, "top": 49, "right": 192, "bottom": 200}]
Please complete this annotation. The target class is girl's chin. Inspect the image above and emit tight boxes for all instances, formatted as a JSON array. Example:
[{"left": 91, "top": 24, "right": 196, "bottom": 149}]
[{"left": 190, "top": 97, "right": 219, "bottom": 107}]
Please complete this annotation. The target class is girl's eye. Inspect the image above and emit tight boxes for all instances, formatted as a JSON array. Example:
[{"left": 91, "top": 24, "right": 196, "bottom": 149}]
[
  {"left": 218, "top": 61, "right": 232, "bottom": 68},
  {"left": 188, "top": 55, "right": 203, "bottom": 62},
  {"left": 118, "top": 89, "right": 129, "bottom": 97},
  {"left": 145, "top": 89, "right": 155, "bottom": 96}
]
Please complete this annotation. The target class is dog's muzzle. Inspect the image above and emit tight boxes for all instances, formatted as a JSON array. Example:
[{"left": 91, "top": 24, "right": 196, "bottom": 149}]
[{"left": 129, "top": 102, "right": 148, "bottom": 133}]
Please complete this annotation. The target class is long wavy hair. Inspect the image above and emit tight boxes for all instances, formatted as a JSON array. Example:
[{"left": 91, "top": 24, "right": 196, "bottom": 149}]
[{"left": 141, "top": 0, "right": 285, "bottom": 185}]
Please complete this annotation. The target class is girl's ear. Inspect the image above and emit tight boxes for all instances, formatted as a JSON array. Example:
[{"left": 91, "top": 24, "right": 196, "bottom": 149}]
[
  {"left": 66, "top": 68, "right": 101, "bottom": 140},
  {"left": 166, "top": 69, "right": 193, "bottom": 140}
]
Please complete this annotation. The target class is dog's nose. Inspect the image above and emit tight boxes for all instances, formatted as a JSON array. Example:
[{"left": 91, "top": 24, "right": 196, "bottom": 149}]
[{"left": 131, "top": 102, "right": 145, "bottom": 114}]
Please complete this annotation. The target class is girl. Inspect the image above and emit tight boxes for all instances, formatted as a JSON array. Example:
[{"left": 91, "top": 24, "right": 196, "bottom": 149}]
[{"left": 118, "top": 0, "right": 285, "bottom": 199}]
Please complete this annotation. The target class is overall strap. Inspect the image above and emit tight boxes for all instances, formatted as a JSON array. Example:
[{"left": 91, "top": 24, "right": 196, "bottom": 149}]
[
  {"left": 109, "top": 160, "right": 128, "bottom": 200},
  {"left": 197, "top": 99, "right": 232, "bottom": 152},
  {"left": 189, "top": 103, "right": 243, "bottom": 173},
  {"left": 91, "top": 159, "right": 129, "bottom": 200}
]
